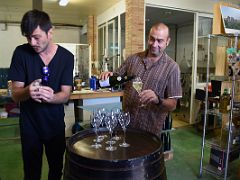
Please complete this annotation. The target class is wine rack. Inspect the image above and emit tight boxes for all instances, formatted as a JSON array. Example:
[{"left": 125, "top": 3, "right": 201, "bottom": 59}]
[
  {"left": 199, "top": 34, "right": 240, "bottom": 180},
  {"left": 161, "top": 113, "right": 174, "bottom": 161}
]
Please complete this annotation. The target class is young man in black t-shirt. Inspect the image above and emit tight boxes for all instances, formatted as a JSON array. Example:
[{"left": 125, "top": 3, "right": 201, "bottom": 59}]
[{"left": 8, "top": 9, "right": 74, "bottom": 180}]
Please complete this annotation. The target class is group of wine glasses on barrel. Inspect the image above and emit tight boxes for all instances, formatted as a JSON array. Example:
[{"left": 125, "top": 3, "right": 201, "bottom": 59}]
[{"left": 90, "top": 107, "right": 130, "bottom": 151}]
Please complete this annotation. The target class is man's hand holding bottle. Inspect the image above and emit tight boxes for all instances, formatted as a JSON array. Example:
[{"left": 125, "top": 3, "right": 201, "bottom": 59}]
[{"left": 99, "top": 71, "right": 113, "bottom": 80}]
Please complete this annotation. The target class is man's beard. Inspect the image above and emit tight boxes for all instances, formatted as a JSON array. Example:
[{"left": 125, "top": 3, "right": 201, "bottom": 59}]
[
  {"left": 33, "top": 42, "right": 49, "bottom": 53},
  {"left": 149, "top": 47, "right": 162, "bottom": 57}
]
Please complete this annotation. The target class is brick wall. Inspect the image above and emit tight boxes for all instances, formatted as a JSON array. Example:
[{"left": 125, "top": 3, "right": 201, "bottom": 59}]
[
  {"left": 125, "top": 0, "right": 145, "bottom": 57},
  {"left": 87, "top": 15, "right": 97, "bottom": 62}
]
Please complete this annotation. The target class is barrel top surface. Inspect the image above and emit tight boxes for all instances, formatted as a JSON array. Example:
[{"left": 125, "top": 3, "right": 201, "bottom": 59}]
[{"left": 68, "top": 128, "right": 161, "bottom": 161}]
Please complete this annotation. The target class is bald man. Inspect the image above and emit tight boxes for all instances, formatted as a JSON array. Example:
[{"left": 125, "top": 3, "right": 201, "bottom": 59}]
[{"left": 100, "top": 23, "right": 182, "bottom": 179}]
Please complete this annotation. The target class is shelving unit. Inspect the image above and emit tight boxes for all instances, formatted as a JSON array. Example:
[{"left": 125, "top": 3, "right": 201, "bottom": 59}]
[
  {"left": 199, "top": 34, "right": 240, "bottom": 180},
  {"left": 196, "top": 107, "right": 222, "bottom": 131}
]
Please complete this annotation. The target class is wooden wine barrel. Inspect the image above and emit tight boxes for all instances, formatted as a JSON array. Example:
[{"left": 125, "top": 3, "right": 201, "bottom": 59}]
[{"left": 64, "top": 128, "right": 166, "bottom": 180}]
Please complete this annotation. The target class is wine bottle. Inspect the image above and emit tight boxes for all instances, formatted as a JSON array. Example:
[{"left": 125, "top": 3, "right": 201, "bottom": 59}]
[
  {"left": 166, "top": 132, "right": 171, "bottom": 151},
  {"left": 41, "top": 66, "right": 49, "bottom": 86},
  {"left": 74, "top": 73, "right": 82, "bottom": 91},
  {"left": 161, "top": 133, "right": 165, "bottom": 151},
  {"left": 169, "top": 114, "right": 172, "bottom": 130},
  {"left": 165, "top": 115, "right": 169, "bottom": 130},
  {"left": 163, "top": 133, "right": 168, "bottom": 151},
  {"left": 162, "top": 120, "right": 166, "bottom": 130},
  {"left": 98, "top": 75, "right": 135, "bottom": 88}
]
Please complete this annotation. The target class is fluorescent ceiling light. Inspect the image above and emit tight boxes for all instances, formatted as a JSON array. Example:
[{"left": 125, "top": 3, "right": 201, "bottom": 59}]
[{"left": 59, "top": 0, "right": 69, "bottom": 6}]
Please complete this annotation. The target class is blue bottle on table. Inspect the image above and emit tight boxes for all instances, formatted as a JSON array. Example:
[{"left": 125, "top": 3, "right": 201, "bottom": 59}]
[{"left": 90, "top": 76, "right": 97, "bottom": 90}]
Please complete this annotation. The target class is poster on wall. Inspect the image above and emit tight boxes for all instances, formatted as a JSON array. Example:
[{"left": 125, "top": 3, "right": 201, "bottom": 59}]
[{"left": 220, "top": 5, "right": 240, "bottom": 34}]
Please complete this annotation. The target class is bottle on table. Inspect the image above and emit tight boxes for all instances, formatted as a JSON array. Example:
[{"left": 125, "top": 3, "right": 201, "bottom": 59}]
[
  {"left": 74, "top": 72, "right": 82, "bottom": 91},
  {"left": 90, "top": 76, "right": 97, "bottom": 90}
]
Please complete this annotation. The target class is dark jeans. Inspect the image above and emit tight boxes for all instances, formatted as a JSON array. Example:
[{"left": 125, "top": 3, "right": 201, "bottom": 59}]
[{"left": 21, "top": 130, "right": 66, "bottom": 180}]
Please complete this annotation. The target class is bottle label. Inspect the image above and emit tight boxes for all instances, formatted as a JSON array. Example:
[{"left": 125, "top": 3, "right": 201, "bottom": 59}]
[
  {"left": 99, "top": 78, "right": 110, "bottom": 87},
  {"left": 117, "top": 76, "right": 122, "bottom": 81}
]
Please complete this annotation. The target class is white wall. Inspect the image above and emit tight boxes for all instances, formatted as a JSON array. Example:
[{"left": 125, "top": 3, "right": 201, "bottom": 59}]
[
  {"left": 53, "top": 26, "right": 81, "bottom": 43},
  {"left": 0, "top": 24, "right": 81, "bottom": 67},
  {"left": 97, "top": 0, "right": 125, "bottom": 26},
  {"left": 0, "top": 24, "right": 25, "bottom": 67}
]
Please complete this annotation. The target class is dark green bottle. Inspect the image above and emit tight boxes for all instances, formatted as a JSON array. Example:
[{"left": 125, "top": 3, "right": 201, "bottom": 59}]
[{"left": 98, "top": 75, "right": 135, "bottom": 88}]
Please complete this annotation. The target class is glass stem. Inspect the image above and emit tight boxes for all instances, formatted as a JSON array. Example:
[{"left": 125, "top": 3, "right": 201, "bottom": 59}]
[
  {"left": 95, "top": 127, "right": 98, "bottom": 137},
  {"left": 110, "top": 131, "right": 113, "bottom": 148},
  {"left": 94, "top": 128, "right": 98, "bottom": 145},
  {"left": 123, "top": 128, "right": 126, "bottom": 143}
]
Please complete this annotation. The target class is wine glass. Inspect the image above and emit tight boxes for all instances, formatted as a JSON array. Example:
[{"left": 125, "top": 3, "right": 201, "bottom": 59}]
[
  {"left": 97, "top": 107, "right": 108, "bottom": 127},
  {"left": 111, "top": 107, "right": 121, "bottom": 141},
  {"left": 90, "top": 112, "right": 103, "bottom": 149},
  {"left": 104, "top": 113, "right": 118, "bottom": 151},
  {"left": 96, "top": 107, "right": 108, "bottom": 139},
  {"left": 132, "top": 77, "right": 145, "bottom": 107},
  {"left": 119, "top": 111, "right": 131, "bottom": 147},
  {"left": 132, "top": 77, "right": 143, "bottom": 94}
]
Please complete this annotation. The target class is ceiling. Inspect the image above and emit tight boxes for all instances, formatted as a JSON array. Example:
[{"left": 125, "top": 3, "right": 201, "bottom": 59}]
[
  {"left": 1, "top": 0, "right": 239, "bottom": 27},
  {"left": 0, "top": 0, "right": 121, "bottom": 26}
]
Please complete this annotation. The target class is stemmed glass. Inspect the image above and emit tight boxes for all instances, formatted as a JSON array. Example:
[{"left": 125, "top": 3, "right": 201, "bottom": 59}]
[
  {"left": 111, "top": 107, "right": 121, "bottom": 141},
  {"left": 97, "top": 107, "right": 108, "bottom": 139},
  {"left": 90, "top": 111, "right": 103, "bottom": 149},
  {"left": 119, "top": 111, "right": 131, "bottom": 147},
  {"left": 104, "top": 113, "right": 118, "bottom": 151},
  {"left": 132, "top": 77, "right": 145, "bottom": 107},
  {"left": 132, "top": 77, "right": 143, "bottom": 94},
  {"left": 97, "top": 107, "right": 107, "bottom": 127}
]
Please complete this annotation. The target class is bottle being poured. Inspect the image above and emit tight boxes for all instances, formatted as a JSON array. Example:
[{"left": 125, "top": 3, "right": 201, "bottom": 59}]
[{"left": 98, "top": 75, "right": 135, "bottom": 88}]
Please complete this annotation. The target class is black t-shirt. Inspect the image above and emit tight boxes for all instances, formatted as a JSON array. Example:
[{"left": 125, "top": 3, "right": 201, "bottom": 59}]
[{"left": 8, "top": 44, "right": 74, "bottom": 140}]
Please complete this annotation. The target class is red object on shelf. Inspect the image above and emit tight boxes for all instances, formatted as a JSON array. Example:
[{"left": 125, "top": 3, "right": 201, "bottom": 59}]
[{"left": 4, "top": 102, "right": 20, "bottom": 117}]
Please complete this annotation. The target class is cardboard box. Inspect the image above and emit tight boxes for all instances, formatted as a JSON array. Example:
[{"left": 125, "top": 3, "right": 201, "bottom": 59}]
[{"left": 209, "top": 147, "right": 240, "bottom": 171}]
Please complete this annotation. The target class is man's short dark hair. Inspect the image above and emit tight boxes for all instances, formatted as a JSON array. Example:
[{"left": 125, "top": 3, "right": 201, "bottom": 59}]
[{"left": 21, "top": 9, "right": 52, "bottom": 37}]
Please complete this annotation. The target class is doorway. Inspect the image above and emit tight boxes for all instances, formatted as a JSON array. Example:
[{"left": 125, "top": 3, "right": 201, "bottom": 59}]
[{"left": 145, "top": 6, "right": 194, "bottom": 126}]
